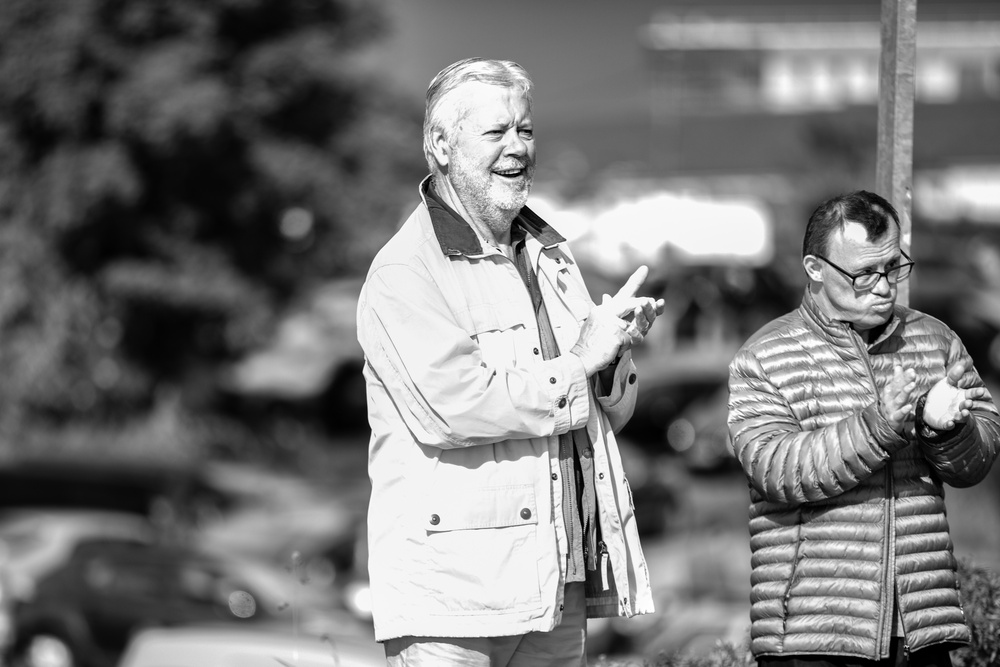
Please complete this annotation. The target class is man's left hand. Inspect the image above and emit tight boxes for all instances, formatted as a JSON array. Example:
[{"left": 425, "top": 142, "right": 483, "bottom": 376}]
[
  {"left": 923, "top": 357, "right": 989, "bottom": 431},
  {"left": 602, "top": 265, "right": 666, "bottom": 350}
]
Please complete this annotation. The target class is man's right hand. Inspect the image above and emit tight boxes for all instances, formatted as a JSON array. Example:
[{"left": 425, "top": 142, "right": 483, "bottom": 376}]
[
  {"left": 570, "top": 301, "right": 631, "bottom": 377},
  {"left": 881, "top": 364, "right": 918, "bottom": 433}
]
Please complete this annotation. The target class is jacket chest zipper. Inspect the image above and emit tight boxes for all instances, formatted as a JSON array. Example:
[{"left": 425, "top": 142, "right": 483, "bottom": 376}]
[{"left": 848, "top": 325, "right": 898, "bottom": 659}]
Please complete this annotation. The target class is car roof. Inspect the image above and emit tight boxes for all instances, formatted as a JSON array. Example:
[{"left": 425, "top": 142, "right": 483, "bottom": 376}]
[
  {"left": 0, "top": 508, "right": 155, "bottom": 544},
  {"left": 117, "top": 626, "right": 383, "bottom": 667}
]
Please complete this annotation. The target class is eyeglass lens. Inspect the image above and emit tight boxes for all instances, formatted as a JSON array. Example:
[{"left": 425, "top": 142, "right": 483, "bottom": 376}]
[{"left": 854, "top": 264, "right": 912, "bottom": 288}]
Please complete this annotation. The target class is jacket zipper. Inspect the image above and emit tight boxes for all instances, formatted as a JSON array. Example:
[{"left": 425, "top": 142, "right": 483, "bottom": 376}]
[
  {"left": 599, "top": 540, "right": 610, "bottom": 591},
  {"left": 847, "top": 323, "right": 896, "bottom": 660},
  {"left": 561, "top": 436, "right": 576, "bottom": 579},
  {"left": 879, "top": 467, "right": 896, "bottom": 659}
]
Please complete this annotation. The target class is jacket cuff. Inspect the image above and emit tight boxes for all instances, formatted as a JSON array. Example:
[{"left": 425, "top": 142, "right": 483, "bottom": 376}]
[
  {"left": 536, "top": 354, "right": 590, "bottom": 433},
  {"left": 596, "top": 350, "right": 637, "bottom": 410},
  {"left": 860, "top": 402, "right": 909, "bottom": 454}
]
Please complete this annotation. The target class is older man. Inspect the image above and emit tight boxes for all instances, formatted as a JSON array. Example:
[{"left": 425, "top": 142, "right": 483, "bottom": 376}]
[
  {"left": 728, "top": 190, "right": 1000, "bottom": 667},
  {"left": 357, "top": 58, "right": 663, "bottom": 666}
]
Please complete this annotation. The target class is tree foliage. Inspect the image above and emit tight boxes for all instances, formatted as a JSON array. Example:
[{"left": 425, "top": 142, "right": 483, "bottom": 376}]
[{"left": 0, "top": 0, "right": 424, "bottom": 441}]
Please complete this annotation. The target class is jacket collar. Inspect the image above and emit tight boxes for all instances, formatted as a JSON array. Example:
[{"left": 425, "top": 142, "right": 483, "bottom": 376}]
[
  {"left": 800, "top": 287, "right": 901, "bottom": 349},
  {"left": 419, "top": 175, "right": 565, "bottom": 257}
]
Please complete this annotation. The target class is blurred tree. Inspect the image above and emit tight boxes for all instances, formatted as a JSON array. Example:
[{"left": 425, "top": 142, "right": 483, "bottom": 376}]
[{"left": 0, "top": 0, "right": 424, "bottom": 447}]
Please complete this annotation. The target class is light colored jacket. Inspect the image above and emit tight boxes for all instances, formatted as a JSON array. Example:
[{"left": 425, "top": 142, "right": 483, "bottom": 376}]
[
  {"left": 357, "top": 179, "right": 654, "bottom": 642},
  {"left": 728, "top": 289, "right": 1000, "bottom": 660}
]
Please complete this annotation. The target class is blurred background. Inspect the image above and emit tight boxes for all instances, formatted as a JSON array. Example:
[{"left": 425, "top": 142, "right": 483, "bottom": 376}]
[{"left": 0, "top": 0, "right": 999, "bottom": 665}]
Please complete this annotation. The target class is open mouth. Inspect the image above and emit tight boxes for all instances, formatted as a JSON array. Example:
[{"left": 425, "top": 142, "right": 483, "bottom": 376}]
[{"left": 493, "top": 167, "right": 526, "bottom": 179}]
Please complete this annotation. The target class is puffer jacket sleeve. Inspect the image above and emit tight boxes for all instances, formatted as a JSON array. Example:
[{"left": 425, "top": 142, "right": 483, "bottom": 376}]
[
  {"left": 728, "top": 347, "right": 908, "bottom": 505},
  {"left": 915, "top": 335, "right": 1000, "bottom": 488}
]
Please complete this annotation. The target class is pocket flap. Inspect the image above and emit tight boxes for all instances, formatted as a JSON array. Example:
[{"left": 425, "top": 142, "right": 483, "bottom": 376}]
[{"left": 425, "top": 484, "right": 538, "bottom": 532}]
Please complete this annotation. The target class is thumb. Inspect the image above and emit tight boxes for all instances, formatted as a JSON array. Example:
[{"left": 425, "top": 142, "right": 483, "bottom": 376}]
[{"left": 614, "top": 265, "right": 649, "bottom": 300}]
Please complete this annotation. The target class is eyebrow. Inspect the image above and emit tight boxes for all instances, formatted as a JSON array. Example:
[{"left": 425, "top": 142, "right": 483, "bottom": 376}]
[{"left": 855, "top": 252, "right": 903, "bottom": 272}]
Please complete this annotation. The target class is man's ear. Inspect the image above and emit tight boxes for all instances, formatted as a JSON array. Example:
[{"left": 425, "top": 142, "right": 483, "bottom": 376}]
[
  {"left": 429, "top": 128, "right": 451, "bottom": 169},
  {"left": 803, "top": 255, "right": 824, "bottom": 282}
]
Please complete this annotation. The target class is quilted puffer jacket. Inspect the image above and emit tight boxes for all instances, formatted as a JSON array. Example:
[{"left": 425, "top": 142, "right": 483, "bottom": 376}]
[{"left": 728, "top": 289, "right": 1000, "bottom": 661}]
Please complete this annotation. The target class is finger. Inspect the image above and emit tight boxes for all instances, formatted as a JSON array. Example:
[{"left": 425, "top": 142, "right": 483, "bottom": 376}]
[
  {"left": 613, "top": 265, "right": 649, "bottom": 300},
  {"left": 608, "top": 296, "right": 651, "bottom": 319},
  {"left": 654, "top": 298, "right": 666, "bottom": 316},
  {"left": 946, "top": 359, "right": 968, "bottom": 386}
]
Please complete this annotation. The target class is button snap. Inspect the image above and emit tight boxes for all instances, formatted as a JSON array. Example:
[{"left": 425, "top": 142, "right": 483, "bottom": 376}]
[
  {"left": 559, "top": 603, "right": 565, "bottom": 611},
  {"left": 429, "top": 514, "right": 440, "bottom": 525},
  {"left": 549, "top": 377, "right": 557, "bottom": 384},
  {"left": 520, "top": 508, "right": 532, "bottom": 520},
  {"left": 557, "top": 397, "right": 567, "bottom": 408},
  {"left": 555, "top": 257, "right": 562, "bottom": 264},
  {"left": 533, "top": 347, "right": 540, "bottom": 355},
  {"left": 551, "top": 473, "right": 558, "bottom": 481},
  {"left": 628, "top": 373, "right": 637, "bottom": 385},
  {"left": 598, "top": 472, "right": 605, "bottom": 479}
]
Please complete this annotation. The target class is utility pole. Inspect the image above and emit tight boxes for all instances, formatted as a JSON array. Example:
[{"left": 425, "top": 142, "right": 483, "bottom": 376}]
[{"left": 875, "top": 0, "right": 918, "bottom": 306}]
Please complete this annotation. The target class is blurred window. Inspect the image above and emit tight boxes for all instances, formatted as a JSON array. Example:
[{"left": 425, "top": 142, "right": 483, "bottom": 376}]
[{"left": 83, "top": 556, "right": 162, "bottom": 598}]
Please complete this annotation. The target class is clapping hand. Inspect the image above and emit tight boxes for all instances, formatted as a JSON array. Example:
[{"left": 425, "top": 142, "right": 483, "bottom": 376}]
[
  {"left": 881, "top": 365, "right": 918, "bottom": 434},
  {"left": 570, "top": 265, "right": 665, "bottom": 377},
  {"left": 922, "top": 352, "right": 989, "bottom": 431}
]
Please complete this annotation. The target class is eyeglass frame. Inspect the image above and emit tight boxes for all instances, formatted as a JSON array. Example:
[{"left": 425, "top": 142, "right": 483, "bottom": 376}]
[{"left": 812, "top": 250, "right": 915, "bottom": 290}]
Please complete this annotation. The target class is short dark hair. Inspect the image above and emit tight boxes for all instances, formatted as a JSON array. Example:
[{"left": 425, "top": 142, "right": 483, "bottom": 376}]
[{"left": 802, "top": 190, "right": 900, "bottom": 258}]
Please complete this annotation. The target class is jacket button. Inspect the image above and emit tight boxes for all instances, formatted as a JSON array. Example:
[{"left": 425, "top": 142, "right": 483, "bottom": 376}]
[
  {"left": 598, "top": 472, "right": 604, "bottom": 480},
  {"left": 555, "top": 257, "right": 562, "bottom": 264},
  {"left": 557, "top": 397, "right": 567, "bottom": 408},
  {"left": 628, "top": 373, "right": 636, "bottom": 385},
  {"left": 559, "top": 603, "right": 565, "bottom": 611},
  {"left": 533, "top": 347, "right": 540, "bottom": 355},
  {"left": 429, "top": 514, "right": 440, "bottom": 525},
  {"left": 551, "top": 473, "right": 558, "bottom": 481},
  {"left": 549, "top": 377, "right": 557, "bottom": 384},
  {"left": 520, "top": 508, "right": 532, "bottom": 520}
]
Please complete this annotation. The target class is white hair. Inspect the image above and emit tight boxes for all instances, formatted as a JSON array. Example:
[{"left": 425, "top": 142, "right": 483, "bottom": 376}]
[{"left": 422, "top": 58, "right": 533, "bottom": 173}]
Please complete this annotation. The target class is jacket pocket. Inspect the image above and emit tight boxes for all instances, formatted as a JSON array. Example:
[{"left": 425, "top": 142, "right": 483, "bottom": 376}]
[{"left": 422, "top": 484, "right": 542, "bottom": 613}]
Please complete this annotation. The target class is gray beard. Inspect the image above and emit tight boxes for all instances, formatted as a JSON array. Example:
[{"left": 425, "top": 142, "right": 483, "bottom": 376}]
[{"left": 450, "top": 167, "right": 532, "bottom": 237}]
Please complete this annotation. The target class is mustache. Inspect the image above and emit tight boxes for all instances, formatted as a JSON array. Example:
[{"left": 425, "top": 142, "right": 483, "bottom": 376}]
[{"left": 494, "top": 160, "right": 532, "bottom": 171}]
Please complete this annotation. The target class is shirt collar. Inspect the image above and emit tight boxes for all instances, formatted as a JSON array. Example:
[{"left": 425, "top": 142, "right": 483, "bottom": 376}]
[{"left": 420, "top": 175, "right": 565, "bottom": 257}]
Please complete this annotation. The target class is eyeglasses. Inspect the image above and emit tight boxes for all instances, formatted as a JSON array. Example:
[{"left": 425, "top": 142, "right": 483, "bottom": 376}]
[{"left": 814, "top": 251, "right": 915, "bottom": 290}]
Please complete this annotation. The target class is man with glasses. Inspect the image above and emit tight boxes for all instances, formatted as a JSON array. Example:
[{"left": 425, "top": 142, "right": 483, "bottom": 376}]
[{"left": 727, "top": 190, "right": 1000, "bottom": 667}]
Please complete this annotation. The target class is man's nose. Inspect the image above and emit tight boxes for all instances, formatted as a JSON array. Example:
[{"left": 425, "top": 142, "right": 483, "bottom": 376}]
[
  {"left": 871, "top": 273, "right": 893, "bottom": 295},
  {"left": 504, "top": 129, "right": 529, "bottom": 155}
]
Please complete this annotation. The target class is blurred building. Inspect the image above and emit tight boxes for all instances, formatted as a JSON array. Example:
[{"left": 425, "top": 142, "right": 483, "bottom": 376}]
[{"left": 643, "top": 17, "right": 1000, "bottom": 113}]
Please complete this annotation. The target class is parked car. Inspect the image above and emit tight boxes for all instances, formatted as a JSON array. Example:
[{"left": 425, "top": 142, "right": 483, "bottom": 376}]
[
  {"left": 0, "top": 510, "right": 156, "bottom": 604},
  {"left": 116, "top": 625, "right": 383, "bottom": 667},
  {"left": 1, "top": 511, "right": 368, "bottom": 667},
  {"left": 0, "top": 458, "right": 236, "bottom": 535}
]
